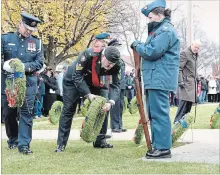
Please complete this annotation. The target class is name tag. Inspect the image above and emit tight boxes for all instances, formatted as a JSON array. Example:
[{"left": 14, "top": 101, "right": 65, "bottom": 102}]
[{"left": 8, "top": 43, "right": 15, "bottom": 46}]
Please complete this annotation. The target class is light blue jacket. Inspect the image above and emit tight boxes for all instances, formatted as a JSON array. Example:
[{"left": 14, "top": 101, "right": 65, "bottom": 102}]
[{"left": 135, "top": 18, "right": 180, "bottom": 91}]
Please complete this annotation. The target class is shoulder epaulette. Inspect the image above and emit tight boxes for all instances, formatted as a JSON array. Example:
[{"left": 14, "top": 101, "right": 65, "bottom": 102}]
[{"left": 2, "top": 32, "right": 14, "bottom": 35}]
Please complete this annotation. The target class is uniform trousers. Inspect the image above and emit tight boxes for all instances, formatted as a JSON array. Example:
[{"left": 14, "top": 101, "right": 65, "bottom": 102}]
[
  {"left": 174, "top": 100, "right": 193, "bottom": 123},
  {"left": 146, "top": 89, "right": 171, "bottom": 150},
  {"left": 57, "top": 79, "right": 109, "bottom": 147},
  {"left": 2, "top": 94, "right": 35, "bottom": 150},
  {"left": 110, "top": 89, "right": 125, "bottom": 129}
]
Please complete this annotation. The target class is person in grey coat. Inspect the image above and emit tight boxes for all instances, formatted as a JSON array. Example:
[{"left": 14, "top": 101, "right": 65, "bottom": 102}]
[{"left": 174, "top": 40, "right": 201, "bottom": 123}]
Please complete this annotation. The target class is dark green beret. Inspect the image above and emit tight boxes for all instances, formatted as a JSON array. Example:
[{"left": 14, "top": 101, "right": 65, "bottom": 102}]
[{"left": 104, "top": 46, "right": 120, "bottom": 63}]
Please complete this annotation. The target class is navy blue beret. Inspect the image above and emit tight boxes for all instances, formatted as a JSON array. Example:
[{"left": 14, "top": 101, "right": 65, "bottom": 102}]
[
  {"left": 21, "top": 12, "right": 41, "bottom": 31},
  {"left": 95, "top": 32, "right": 110, "bottom": 40},
  {"left": 141, "top": 0, "right": 166, "bottom": 17}
]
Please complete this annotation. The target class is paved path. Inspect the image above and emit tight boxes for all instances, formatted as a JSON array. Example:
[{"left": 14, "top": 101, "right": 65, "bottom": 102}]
[{"left": 1, "top": 128, "right": 219, "bottom": 165}]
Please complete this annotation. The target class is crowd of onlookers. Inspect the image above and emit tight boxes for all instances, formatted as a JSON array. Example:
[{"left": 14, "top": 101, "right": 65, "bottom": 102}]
[
  {"left": 169, "top": 75, "right": 220, "bottom": 107},
  {"left": 33, "top": 69, "right": 220, "bottom": 119},
  {"left": 1, "top": 65, "right": 219, "bottom": 123}
]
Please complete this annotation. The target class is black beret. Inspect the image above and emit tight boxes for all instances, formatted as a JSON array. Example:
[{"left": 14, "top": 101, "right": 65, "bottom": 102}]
[
  {"left": 104, "top": 46, "right": 120, "bottom": 63},
  {"left": 108, "top": 39, "right": 122, "bottom": 46}
]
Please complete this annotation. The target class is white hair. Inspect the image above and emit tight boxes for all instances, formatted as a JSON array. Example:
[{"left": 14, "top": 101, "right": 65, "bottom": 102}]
[{"left": 192, "top": 39, "right": 201, "bottom": 46}]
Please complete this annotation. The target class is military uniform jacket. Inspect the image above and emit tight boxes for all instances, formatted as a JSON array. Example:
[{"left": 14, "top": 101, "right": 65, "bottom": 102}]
[
  {"left": 135, "top": 18, "right": 180, "bottom": 91},
  {"left": 178, "top": 47, "right": 198, "bottom": 102},
  {"left": 64, "top": 48, "right": 121, "bottom": 102},
  {"left": 1, "top": 32, "right": 44, "bottom": 95}
]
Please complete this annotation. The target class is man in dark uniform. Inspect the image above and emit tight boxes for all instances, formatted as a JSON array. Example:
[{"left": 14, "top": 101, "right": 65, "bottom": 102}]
[
  {"left": 55, "top": 46, "right": 121, "bottom": 152},
  {"left": 1, "top": 12, "right": 44, "bottom": 154},
  {"left": 108, "top": 39, "right": 127, "bottom": 133}
]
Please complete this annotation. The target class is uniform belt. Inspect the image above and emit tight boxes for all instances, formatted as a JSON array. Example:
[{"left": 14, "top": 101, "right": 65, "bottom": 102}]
[{"left": 25, "top": 72, "right": 36, "bottom": 76}]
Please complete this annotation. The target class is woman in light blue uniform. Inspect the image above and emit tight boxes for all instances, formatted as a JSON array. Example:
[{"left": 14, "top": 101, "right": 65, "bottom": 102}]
[{"left": 131, "top": 0, "right": 180, "bottom": 159}]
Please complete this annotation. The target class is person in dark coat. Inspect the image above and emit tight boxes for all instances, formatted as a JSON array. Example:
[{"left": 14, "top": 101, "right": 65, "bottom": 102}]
[
  {"left": 131, "top": 0, "right": 180, "bottom": 159},
  {"left": 109, "top": 39, "right": 127, "bottom": 133},
  {"left": 1, "top": 12, "right": 44, "bottom": 154},
  {"left": 42, "top": 69, "right": 58, "bottom": 116},
  {"left": 174, "top": 40, "right": 201, "bottom": 123},
  {"left": 55, "top": 46, "right": 121, "bottom": 152},
  {"left": 199, "top": 76, "right": 208, "bottom": 104}
]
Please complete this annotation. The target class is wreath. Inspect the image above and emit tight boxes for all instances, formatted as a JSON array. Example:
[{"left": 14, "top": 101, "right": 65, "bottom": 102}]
[
  {"left": 49, "top": 101, "right": 63, "bottom": 125},
  {"left": 81, "top": 99, "right": 91, "bottom": 117},
  {"left": 123, "top": 96, "right": 128, "bottom": 114},
  {"left": 172, "top": 114, "right": 193, "bottom": 143},
  {"left": 81, "top": 96, "right": 106, "bottom": 143},
  {"left": 210, "top": 107, "right": 220, "bottom": 129},
  {"left": 132, "top": 120, "right": 144, "bottom": 144},
  {"left": 129, "top": 97, "right": 138, "bottom": 114},
  {"left": 5, "top": 58, "right": 26, "bottom": 107}
]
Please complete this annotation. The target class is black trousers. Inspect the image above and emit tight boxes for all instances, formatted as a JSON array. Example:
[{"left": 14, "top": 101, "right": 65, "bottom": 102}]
[
  {"left": 174, "top": 100, "right": 193, "bottom": 123},
  {"left": 57, "top": 80, "right": 109, "bottom": 147},
  {"left": 110, "top": 89, "right": 125, "bottom": 129}
]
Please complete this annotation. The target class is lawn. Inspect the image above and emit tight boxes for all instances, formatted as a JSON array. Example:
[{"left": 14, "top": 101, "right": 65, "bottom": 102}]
[
  {"left": 29, "top": 103, "right": 218, "bottom": 130},
  {"left": 1, "top": 140, "right": 220, "bottom": 174}
]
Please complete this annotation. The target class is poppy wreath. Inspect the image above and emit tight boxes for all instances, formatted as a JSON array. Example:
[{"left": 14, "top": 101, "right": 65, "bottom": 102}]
[
  {"left": 210, "top": 106, "right": 220, "bottom": 129},
  {"left": 129, "top": 97, "right": 138, "bottom": 114},
  {"left": 81, "top": 96, "right": 106, "bottom": 143},
  {"left": 132, "top": 120, "right": 144, "bottom": 144},
  {"left": 123, "top": 96, "right": 128, "bottom": 114},
  {"left": 81, "top": 99, "right": 91, "bottom": 117},
  {"left": 5, "top": 58, "right": 26, "bottom": 107},
  {"left": 172, "top": 114, "right": 193, "bottom": 143},
  {"left": 49, "top": 101, "right": 63, "bottom": 125}
]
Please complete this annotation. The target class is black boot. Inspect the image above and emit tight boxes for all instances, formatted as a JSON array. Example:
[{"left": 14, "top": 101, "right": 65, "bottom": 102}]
[
  {"left": 146, "top": 149, "right": 171, "bottom": 159},
  {"left": 93, "top": 135, "right": 113, "bottom": 148}
]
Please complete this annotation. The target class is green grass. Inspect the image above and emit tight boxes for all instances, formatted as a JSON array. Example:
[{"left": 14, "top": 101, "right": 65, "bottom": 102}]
[
  {"left": 2, "top": 140, "right": 219, "bottom": 174},
  {"left": 26, "top": 103, "right": 218, "bottom": 130}
]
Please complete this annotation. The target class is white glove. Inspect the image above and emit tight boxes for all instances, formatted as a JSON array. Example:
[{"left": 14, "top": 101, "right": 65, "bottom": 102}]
[
  {"left": 101, "top": 103, "right": 112, "bottom": 112},
  {"left": 3, "top": 60, "right": 14, "bottom": 73},
  {"left": 86, "top": 93, "right": 97, "bottom": 102},
  {"left": 36, "top": 64, "right": 46, "bottom": 74}
]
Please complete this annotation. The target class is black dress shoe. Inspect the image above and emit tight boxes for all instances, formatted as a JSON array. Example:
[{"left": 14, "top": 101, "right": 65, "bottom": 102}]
[
  {"left": 8, "top": 144, "right": 18, "bottom": 150},
  {"left": 19, "top": 148, "right": 33, "bottom": 155},
  {"left": 112, "top": 129, "right": 121, "bottom": 133},
  {"left": 146, "top": 149, "right": 171, "bottom": 159},
  {"left": 93, "top": 142, "right": 113, "bottom": 148},
  {"left": 121, "top": 128, "right": 127, "bottom": 132},
  {"left": 54, "top": 145, "right": 65, "bottom": 152},
  {"left": 105, "top": 135, "right": 112, "bottom": 139}
]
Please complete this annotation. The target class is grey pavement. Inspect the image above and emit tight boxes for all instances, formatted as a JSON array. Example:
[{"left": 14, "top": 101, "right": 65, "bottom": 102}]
[{"left": 1, "top": 127, "right": 219, "bottom": 165}]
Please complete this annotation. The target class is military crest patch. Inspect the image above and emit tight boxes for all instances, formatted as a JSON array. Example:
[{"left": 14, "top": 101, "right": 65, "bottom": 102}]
[{"left": 76, "top": 63, "right": 83, "bottom": 70}]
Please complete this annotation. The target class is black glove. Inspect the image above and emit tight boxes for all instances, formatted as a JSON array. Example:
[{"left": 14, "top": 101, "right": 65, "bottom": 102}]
[
  {"left": 212, "top": 87, "right": 214, "bottom": 89},
  {"left": 130, "top": 41, "right": 138, "bottom": 50},
  {"left": 179, "top": 81, "right": 185, "bottom": 88}
]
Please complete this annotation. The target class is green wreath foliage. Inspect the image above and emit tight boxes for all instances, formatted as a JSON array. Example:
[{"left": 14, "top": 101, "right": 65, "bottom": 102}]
[
  {"left": 81, "top": 99, "right": 91, "bottom": 117},
  {"left": 172, "top": 114, "right": 193, "bottom": 143},
  {"left": 129, "top": 97, "right": 138, "bottom": 114},
  {"left": 210, "top": 107, "right": 220, "bottom": 129},
  {"left": 123, "top": 96, "right": 128, "bottom": 114},
  {"left": 133, "top": 123, "right": 144, "bottom": 144},
  {"left": 5, "top": 58, "right": 26, "bottom": 107},
  {"left": 81, "top": 96, "right": 106, "bottom": 143},
  {"left": 49, "top": 101, "right": 63, "bottom": 125}
]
